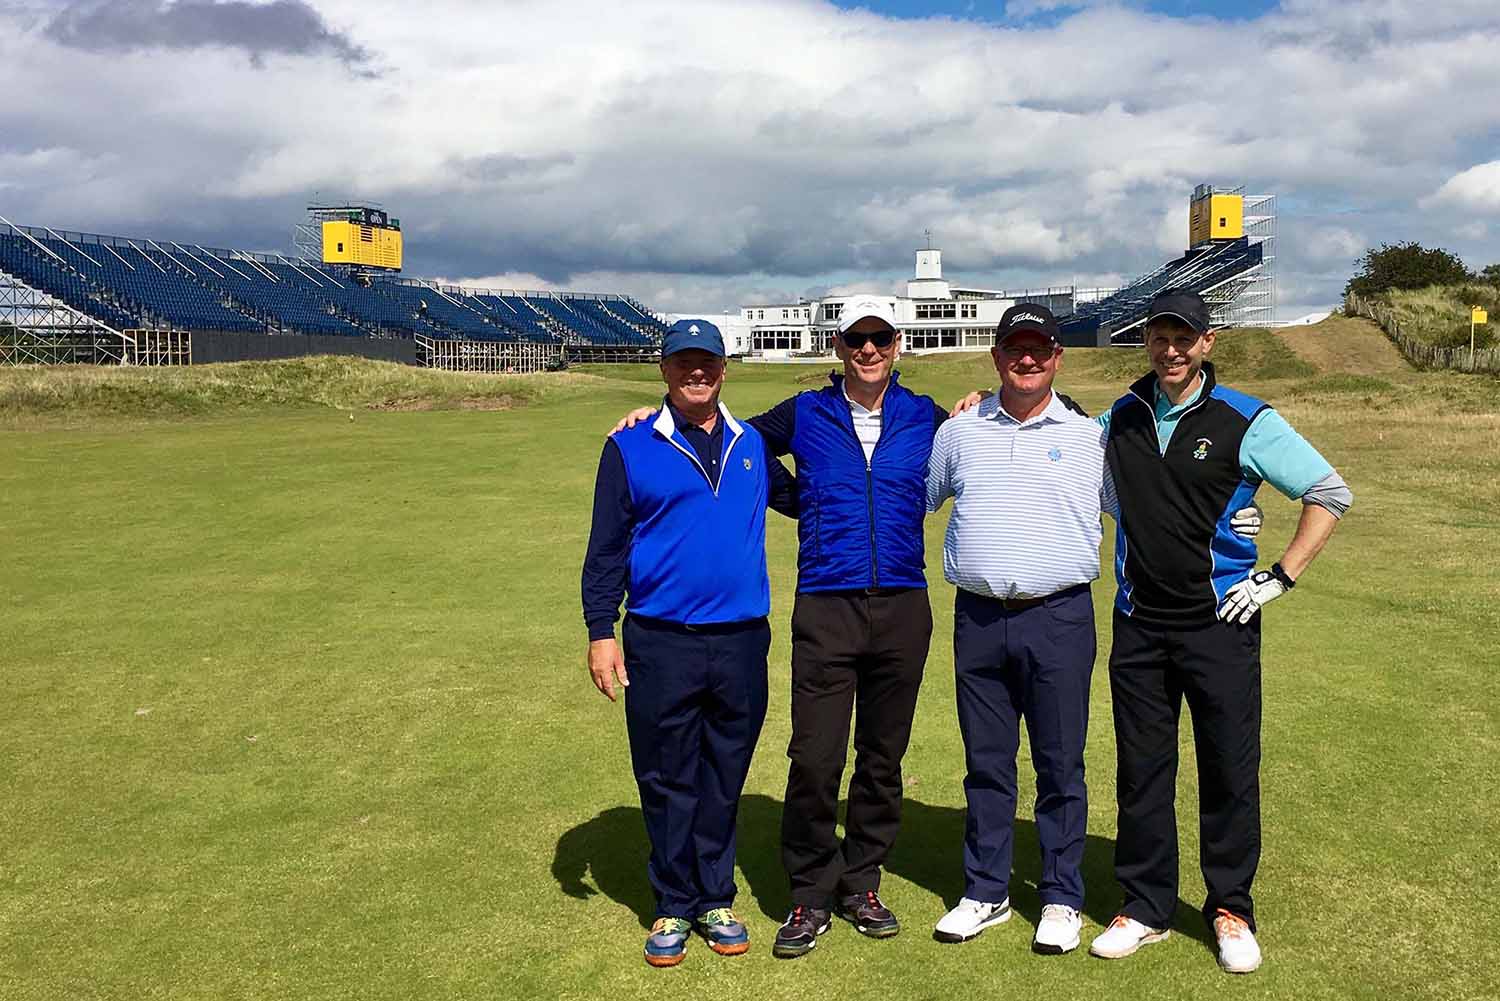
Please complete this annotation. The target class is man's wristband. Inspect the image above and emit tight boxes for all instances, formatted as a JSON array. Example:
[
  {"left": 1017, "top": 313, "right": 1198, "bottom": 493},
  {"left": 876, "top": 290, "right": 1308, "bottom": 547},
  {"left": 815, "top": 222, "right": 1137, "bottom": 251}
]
[{"left": 1270, "top": 562, "right": 1296, "bottom": 590}]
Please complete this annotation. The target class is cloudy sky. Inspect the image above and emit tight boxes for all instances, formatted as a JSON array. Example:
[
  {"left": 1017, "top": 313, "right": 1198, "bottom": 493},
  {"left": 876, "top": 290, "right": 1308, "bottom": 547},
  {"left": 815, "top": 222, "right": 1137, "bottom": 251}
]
[{"left": 3, "top": 0, "right": 1499, "bottom": 317}]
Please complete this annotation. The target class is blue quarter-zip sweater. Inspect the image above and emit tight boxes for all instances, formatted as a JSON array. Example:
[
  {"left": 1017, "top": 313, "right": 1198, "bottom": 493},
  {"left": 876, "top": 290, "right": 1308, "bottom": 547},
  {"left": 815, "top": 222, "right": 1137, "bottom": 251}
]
[
  {"left": 607, "top": 402, "right": 771, "bottom": 624},
  {"left": 755, "top": 372, "right": 941, "bottom": 593}
]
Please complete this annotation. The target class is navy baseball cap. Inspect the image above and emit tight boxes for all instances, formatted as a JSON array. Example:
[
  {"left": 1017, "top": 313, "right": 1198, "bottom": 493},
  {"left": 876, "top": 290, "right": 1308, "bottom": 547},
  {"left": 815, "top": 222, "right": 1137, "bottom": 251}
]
[
  {"left": 996, "top": 303, "right": 1060, "bottom": 343},
  {"left": 661, "top": 319, "right": 725, "bottom": 358},
  {"left": 1146, "top": 290, "right": 1211, "bottom": 334}
]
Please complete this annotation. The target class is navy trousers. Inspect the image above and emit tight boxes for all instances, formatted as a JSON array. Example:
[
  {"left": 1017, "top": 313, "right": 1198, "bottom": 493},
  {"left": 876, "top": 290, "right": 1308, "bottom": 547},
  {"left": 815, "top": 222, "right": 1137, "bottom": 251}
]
[
  {"left": 952, "top": 585, "right": 1096, "bottom": 908},
  {"left": 622, "top": 614, "right": 770, "bottom": 919}
]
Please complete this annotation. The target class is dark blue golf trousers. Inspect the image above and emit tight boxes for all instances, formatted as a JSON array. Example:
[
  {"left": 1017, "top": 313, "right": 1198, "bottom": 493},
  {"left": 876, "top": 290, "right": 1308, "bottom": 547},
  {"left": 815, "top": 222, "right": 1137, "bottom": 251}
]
[
  {"left": 621, "top": 613, "right": 770, "bottom": 919},
  {"left": 953, "top": 585, "right": 1096, "bottom": 908}
]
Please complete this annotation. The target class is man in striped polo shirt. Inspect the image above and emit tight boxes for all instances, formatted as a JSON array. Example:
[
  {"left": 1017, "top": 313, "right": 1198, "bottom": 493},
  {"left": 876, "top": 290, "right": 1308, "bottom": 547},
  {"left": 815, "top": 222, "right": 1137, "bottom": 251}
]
[
  {"left": 926, "top": 304, "right": 1108, "bottom": 954},
  {"left": 929, "top": 305, "right": 1263, "bottom": 955}
]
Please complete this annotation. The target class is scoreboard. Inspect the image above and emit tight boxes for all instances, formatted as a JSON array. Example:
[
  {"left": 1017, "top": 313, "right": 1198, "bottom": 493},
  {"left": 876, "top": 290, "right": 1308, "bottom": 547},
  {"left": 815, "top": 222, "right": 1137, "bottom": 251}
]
[
  {"left": 321, "top": 207, "right": 403, "bottom": 271},
  {"left": 1189, "top": 186, "right": 1244, "bottom": 247}
]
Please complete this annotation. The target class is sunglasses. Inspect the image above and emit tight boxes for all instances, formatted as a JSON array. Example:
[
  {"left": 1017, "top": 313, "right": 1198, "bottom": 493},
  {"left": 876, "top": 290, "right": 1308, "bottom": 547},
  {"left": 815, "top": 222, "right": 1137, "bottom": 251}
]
[
  {"left": 1000, "top": 341, "right": 1058, "bottom": 360},
  {"left": 840, "top": 329, "right": 897, "bottom": 350}
]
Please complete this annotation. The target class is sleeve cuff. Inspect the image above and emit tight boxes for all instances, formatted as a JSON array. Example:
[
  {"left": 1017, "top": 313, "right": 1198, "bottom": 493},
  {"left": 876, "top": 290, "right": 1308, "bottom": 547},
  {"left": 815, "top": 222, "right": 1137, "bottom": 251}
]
[{"left": 586, "top": 619, "right": 617, "bottom": 642}]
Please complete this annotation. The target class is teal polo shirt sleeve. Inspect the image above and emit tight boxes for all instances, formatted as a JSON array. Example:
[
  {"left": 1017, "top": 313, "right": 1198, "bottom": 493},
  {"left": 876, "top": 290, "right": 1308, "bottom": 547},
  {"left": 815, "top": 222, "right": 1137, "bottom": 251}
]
[{"left": 1239, "top": 409, "right": 1335, "bottom": 500}]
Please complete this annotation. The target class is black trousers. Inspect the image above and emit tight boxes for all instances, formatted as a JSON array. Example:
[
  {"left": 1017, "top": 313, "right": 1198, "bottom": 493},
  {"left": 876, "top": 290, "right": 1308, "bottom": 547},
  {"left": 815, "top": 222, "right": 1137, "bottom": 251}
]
[
  {"left": 781, "top": 588, "right": 932, "bottom": 907},
  {"left": 1109, "top": 610, "right": 1262, "bottom": 931}
]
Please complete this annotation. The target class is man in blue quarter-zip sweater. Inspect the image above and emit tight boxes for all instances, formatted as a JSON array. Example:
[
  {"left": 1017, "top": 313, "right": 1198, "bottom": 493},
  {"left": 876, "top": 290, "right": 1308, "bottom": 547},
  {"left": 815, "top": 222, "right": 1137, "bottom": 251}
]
[
  {"left": 1087, "top": 291, "right": 1351, "bottom": 976},
  {"left": 581, "top": 319, "right": 798, "bottom": 969}
]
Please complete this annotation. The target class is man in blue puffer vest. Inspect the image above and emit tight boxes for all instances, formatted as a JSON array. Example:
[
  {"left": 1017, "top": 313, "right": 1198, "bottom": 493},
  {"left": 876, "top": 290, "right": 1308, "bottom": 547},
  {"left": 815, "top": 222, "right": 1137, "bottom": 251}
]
[
  {"left": 612, "top": 297, "right": 950, "bottom": 956},
  {"left": 761, "top": 297, "right": 947, "bottom": 957},
  {"left": 582, "top": 319, "right": 798, "bottom": 968}
]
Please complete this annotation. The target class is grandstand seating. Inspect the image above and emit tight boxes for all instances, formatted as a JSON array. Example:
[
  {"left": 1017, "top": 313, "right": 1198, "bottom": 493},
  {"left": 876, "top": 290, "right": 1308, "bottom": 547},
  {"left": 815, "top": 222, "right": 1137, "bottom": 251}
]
[
  {"left": 180, "top": 253, "right": 361, "bottom": 336},
  {"left": 604, "top": 297, "right": 670, "bottom": 339},
  {"left": 0, "top": 233, "right": 140, "bottom": 330},
  {"left": 374, "top": 281, "right": 518, "bottom": 341},
  {"left": 0, "top": 222, "right": 666, "bottom": 350},
  {"left": 1059, "top": 238, "right": 1263, "bottom": 343},
  {"left": 526, "top": 295, "right": 657, "bottom": 346},
  {"left": 474, "top": 295, "right": 556, "bottom": 343},
  {"left": 41, "top": 238, "right": 263, "bottom": 334}
]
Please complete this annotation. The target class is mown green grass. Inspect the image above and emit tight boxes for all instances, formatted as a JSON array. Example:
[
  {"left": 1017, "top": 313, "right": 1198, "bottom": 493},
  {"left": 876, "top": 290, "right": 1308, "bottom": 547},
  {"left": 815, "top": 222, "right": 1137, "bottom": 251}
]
[{"left": 2, "top": 321, "right": 1497, "bottom": 1000}]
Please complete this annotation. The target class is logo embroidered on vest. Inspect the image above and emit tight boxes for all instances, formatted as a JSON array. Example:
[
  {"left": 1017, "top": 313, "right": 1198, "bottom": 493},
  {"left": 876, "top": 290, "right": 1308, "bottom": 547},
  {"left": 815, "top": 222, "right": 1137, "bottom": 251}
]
[
  {"left": 1193, "top": 437, "right": 1212, "bottom": 461},
  {"left": 743, "top": 457, "right": 752, "bottom": 470},
  {"left": 1047, "top": 447, "right": 1063, "bottom": 462}
]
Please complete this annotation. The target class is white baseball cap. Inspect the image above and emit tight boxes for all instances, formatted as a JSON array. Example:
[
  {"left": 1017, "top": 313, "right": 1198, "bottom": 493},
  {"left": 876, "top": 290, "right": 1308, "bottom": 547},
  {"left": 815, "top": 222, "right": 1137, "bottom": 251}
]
[{"left": 837, "top": 296, "right": 898, "bottom": 335}]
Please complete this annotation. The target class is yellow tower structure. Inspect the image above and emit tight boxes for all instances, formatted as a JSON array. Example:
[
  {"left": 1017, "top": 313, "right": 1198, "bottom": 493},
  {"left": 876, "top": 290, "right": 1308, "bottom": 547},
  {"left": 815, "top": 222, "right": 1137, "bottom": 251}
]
[{"left": 1189, "top": 185, "right": 1244, "bottom": 247}]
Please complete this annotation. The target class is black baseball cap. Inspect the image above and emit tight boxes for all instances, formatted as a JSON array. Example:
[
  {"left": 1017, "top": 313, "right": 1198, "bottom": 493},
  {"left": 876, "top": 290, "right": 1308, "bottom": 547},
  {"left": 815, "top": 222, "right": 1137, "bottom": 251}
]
[
  {"left": 996, "top": 303, "right": 1060, "bottom": 342},
  {"left": 1146, "top": 290, "right": 1211, "bottom": 334}
]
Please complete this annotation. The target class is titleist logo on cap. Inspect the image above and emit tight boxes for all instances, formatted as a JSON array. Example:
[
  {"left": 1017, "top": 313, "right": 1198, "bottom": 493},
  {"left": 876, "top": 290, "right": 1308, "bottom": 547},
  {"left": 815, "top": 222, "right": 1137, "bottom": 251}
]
[{"left": 1010, "top": 312, "right": 1046, "bottom": 326}]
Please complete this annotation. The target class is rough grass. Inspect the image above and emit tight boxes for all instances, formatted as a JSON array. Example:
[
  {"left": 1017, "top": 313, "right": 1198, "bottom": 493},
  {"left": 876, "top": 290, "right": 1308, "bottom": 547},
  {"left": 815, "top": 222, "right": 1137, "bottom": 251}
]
[
  {"left": 1378, "top": 284, "right": 1500, "bottom": 349},
  {"left": 0, "top": 355, "right": 598, "bottom": 425},
  {"left": 2, "top": 315, "right": 1498, "bottom": 1000}
]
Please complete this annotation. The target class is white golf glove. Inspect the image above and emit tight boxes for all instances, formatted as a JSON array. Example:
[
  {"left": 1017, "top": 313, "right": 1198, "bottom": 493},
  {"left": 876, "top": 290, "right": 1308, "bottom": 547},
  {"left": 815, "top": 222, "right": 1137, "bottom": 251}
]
[
  {"left": 1229, "top": 503, "right": 1263, "bottom": 537},
  {"left": 1217, "top": 563, "right": 1296, "bottom": 624}
]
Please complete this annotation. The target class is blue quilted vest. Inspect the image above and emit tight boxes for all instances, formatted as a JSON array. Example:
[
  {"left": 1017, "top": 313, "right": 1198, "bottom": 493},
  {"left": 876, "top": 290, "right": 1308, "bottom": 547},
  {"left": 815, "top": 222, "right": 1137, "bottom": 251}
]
[{"left": 789, "top": 372, "right": 936, "bottom": 592}]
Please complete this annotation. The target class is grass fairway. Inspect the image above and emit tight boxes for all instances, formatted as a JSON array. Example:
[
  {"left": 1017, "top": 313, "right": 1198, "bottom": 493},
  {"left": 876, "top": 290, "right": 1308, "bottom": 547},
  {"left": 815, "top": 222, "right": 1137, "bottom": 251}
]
[{"left": 2, "top": 321, "right": 1497, "bottom": 1000}]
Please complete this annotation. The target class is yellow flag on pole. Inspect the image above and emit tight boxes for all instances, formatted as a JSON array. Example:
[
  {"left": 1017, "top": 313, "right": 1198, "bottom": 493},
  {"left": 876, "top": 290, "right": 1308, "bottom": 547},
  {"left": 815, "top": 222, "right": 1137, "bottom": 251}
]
[{"left": 1473, "top": 306, "right": 1489, "bottom": 325}]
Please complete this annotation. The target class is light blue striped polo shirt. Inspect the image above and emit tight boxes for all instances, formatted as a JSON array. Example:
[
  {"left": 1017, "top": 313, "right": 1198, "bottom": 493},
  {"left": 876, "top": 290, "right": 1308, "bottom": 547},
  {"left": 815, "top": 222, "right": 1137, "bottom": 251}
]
[{"left": 927, "top": 392, "right": 1110, "bottom": 600}]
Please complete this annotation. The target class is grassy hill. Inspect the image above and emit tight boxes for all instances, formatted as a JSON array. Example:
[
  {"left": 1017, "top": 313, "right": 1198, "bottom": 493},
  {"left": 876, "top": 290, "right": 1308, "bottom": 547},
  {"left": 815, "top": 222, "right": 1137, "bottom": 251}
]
[
  {"left": 0, "top": 355, "right": 598, "bottom": 425},
  {"left": 2, "top": 316, "right": 1497, "bottom": 1000},
  {"left": 1365, "top": 283, "right": 1500, "bottom": 349}
]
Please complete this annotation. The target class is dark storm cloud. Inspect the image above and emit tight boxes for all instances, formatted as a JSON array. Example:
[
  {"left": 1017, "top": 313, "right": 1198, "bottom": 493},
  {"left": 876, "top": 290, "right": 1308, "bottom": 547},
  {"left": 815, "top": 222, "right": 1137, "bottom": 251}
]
[
  {"left": 43, "top": 0, "right": 370, "bottom": 67},
  {"left": 450, "top": 152, "right": 577, "bottom": 186}
]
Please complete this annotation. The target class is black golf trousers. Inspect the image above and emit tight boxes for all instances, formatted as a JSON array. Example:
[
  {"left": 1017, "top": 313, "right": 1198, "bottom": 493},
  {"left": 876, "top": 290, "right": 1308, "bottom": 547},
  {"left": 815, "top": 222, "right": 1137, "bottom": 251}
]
[
  {"left": 781, "top": 587, "right": 932, "bottom": 908},
  {"left": 1109, "top": 609, "right": 1263, "bottom": 932}
]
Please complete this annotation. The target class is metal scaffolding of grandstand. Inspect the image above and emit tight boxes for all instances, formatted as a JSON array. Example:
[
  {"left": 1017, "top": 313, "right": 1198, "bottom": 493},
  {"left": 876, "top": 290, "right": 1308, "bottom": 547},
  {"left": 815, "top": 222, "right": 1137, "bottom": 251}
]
[
  {"left": 0, "top": 216, "right": 138, "bottom": 365},
  {"left": 1058, "top": 187, "right": 1276, "bottom": 344},
  {"left": 0, "top": 217, "right": 667, "bottom": 369}
]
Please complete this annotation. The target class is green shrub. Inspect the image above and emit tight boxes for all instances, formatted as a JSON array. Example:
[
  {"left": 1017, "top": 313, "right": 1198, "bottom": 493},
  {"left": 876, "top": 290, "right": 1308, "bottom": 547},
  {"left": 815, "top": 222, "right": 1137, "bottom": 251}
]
[{"left": 1346, "top": 242, "right": 1472, "bottom": 297}]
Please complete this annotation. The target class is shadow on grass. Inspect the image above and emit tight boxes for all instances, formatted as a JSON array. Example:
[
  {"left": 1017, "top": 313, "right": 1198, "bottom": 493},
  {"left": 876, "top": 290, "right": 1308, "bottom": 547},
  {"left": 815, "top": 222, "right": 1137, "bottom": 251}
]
[{"left": 552, "top": 795, "right": 1212, "bottom": 947}]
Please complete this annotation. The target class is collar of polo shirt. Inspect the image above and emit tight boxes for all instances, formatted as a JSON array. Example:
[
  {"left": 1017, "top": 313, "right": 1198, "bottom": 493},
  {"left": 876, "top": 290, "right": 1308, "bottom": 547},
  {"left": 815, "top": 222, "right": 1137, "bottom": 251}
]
[{"left": 987, "top": 389, "right": 1068, "bottom": 425}]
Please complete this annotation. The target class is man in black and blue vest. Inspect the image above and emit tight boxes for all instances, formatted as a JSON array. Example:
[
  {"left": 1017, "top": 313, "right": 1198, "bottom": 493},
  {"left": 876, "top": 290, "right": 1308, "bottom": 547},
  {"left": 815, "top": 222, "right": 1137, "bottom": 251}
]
[
  {"left": 581, "top": 319, "right": 798, "bottom": 968},
  {"left": 1087, "top": 291, "right": 1351, "bottom": 974}
]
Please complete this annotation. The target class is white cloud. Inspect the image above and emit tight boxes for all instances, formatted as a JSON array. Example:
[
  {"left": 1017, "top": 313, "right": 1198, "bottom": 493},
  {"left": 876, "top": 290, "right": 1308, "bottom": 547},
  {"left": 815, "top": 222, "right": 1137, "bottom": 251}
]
[
  {"left": 1424, "top": 161, "right": 1500, "bottom": 213},
  {"left": 2, "top": 0, "right": 1500, "bottom": 317},
  {"left": 1301, "top": 226, "right": 1366, "bottom": 268}
]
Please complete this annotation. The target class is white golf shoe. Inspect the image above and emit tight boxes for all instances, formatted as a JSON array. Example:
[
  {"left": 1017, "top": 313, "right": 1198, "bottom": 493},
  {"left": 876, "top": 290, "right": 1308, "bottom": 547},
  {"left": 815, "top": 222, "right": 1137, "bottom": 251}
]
[
  {"left": 1032, "top": 903, "right": 1082, "bottom": 954},
  {"left": 933, "top": 897, "right": 1012, "bottom": 943},
  {"left": 1088, "top": 914, "right": 1170, "bottom": 959},
  {"left": 1213, "top": 909, "right": 1262, "bottom": 974}
]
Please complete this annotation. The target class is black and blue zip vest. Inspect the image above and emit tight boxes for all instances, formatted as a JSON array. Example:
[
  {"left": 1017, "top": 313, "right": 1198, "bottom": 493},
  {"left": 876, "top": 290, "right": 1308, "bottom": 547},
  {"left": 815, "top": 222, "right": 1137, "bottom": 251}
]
[
  {"left": 1105, "top": 362, "right": 1268, "bottom": 624},
  {"left": 612, "top": 403, "right": 771, "bottom": 624},
  {"left": 789, "top": 372, "right": 937, "bottom": 593}
]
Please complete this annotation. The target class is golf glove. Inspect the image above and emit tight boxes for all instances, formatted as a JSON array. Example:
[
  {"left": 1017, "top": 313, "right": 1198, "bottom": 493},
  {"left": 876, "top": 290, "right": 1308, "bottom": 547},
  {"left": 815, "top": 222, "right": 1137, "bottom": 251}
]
[
  {"left": 1229, "top": 503, "right": 1263, "bottom": 537},
  {"left": 1217, "top": 563, "right": 1295, "bottom": 624}
]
